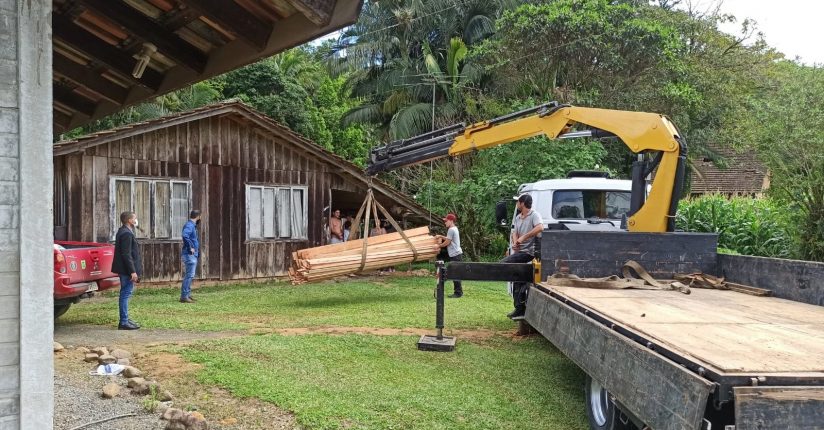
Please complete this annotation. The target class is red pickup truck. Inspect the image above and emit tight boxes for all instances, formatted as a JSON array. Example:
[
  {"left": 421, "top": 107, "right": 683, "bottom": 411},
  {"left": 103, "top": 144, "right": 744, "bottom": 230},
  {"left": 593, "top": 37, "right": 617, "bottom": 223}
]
[{"left": 53, "top": 241, "right": 120, "bottom": 318}]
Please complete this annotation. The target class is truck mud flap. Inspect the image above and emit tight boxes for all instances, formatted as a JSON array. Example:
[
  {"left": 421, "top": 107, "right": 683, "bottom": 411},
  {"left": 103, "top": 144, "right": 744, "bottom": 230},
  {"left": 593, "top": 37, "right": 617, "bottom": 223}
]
[
  {"left": 734, "top": 386, "right": 824, "bottom": 429},
  {"left": 526, "top": 287, "right": 715, "bottom": 430}
]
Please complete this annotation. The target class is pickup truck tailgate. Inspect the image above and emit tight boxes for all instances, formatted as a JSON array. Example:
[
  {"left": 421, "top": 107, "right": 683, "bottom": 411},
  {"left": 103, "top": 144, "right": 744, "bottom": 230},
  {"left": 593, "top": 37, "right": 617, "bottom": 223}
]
[{"left": 55, "top": 241, "right": 117, "bottom": 284}]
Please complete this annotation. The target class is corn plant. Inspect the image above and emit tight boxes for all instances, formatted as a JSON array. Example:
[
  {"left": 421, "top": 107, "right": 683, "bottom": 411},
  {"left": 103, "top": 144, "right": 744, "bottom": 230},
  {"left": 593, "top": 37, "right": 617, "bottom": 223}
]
[{"left": 676, "top": 194, "right": 799, "bottom": 259}]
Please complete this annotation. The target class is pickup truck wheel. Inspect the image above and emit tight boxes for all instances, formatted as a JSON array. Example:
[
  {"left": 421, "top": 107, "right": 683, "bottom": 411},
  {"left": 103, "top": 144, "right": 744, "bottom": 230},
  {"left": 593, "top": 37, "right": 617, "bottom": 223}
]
[
  {"left": 585, "top": 375, "right": 638, "bottom": 430},
  {"left": 54, "top": 303, "right": 71, "bottom": 319}
]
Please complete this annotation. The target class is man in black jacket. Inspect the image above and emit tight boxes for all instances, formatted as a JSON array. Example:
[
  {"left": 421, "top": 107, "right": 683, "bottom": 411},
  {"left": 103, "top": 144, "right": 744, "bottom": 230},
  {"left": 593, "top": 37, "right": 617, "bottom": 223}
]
[{"left": 111, "top": 211, "right": 142, "bottom": 330}]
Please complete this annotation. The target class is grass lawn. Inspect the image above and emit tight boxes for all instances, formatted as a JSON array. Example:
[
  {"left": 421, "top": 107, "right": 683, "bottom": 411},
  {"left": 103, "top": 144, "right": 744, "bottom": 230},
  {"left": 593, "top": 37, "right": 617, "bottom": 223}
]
[
  {"left": 179, "top": 334, "right": 587, "bottom": 430},
  {"left": 62, "top": 275, "right": 518, "bottom": 332},
  {"left": 62, "top": 274, "right": 589, "bottom": 429}
]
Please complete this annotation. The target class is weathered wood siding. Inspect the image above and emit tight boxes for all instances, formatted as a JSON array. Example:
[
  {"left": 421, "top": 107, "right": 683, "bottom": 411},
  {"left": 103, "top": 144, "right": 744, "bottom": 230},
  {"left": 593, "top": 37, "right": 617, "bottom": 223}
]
[{"left": 55, "top": 114, "right": 351, "bottom": 282}]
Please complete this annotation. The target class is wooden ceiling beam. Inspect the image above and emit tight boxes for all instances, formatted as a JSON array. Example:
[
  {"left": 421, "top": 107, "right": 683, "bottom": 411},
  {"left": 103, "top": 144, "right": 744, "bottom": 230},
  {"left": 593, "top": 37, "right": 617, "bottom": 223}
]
[
  {"left": 53, "top": 84, "right": 97, "bottom": 117},
  {"left": 185, "top": 0, "right": 272, "bottom": 50},
  {"left": 285, "top": 0, "right": 335, "bottom": 26},
  {"left": 53, "top": 53, "right": 129, "bottom": 105},
  {"left": 78, "top": 0, "right": 207, "bottom": 73},
  {"left": 53, "top": 14, "right": 165, "bottom": 91},
  {"left": 53, "top": 110, "right": 74, "bottom": 132}
]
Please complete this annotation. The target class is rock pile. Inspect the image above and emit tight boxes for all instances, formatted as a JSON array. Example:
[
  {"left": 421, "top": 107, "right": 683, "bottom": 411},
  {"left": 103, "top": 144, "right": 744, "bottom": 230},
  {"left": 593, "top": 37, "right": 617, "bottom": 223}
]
[{"left": 78, "top": 345, "right": 209, "bottom": 429}]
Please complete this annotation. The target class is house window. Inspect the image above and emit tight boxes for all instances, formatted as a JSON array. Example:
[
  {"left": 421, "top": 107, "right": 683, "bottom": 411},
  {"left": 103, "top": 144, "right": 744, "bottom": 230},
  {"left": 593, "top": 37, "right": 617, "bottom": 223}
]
[
  {"left": 110, "top": 177, "right": 191, "bottom": 240},
  {"left": 246, "top": 184, "right": 308, "bottom": 240}
]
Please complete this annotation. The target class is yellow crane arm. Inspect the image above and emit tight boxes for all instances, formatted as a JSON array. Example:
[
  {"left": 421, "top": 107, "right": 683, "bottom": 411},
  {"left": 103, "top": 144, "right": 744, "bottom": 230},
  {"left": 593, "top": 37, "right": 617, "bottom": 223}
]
[{"left": 366, "top": 103, "right": 687, "bottom": 233}]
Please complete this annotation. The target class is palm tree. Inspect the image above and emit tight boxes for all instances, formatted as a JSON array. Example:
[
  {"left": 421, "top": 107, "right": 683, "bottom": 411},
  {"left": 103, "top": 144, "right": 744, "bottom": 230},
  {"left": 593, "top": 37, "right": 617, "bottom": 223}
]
[{"left": 330, "top": 0, "right": 503, "bottom": 140}]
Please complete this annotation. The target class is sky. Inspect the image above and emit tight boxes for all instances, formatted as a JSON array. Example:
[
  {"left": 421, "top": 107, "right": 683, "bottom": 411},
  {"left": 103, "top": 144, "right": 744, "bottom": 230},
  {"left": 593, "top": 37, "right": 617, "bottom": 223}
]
[{"left": 682, "top": 0, "right": 822, "bottom": 64}]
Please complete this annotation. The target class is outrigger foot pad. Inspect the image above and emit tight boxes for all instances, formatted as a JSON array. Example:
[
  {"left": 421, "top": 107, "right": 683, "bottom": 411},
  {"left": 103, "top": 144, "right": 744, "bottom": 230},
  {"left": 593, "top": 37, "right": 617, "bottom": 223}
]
[{"left": 417, "top": 334, "right": 456, "bottom": 352}]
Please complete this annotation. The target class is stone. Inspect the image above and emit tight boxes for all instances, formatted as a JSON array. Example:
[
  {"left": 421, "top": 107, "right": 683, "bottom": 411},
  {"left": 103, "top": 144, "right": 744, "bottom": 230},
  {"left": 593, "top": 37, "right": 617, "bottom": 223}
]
[
  {"left": 116, "top": 358, "right": 131, "bottom": 366},
  {"left": 127, "top": 377, "right": 146, "bottom": 388},
  {"left": 77, "top": 347, "right": 90, "bottom": 354},
  {"left": 84, "top": 353, "right": 99, "bottom": 363},
  {"left": 92, "top": 347, "right": 109, "bottom": 356},
  {"left": 165, "top": 422, "right": 186, "bottom": 430},
  {"left": 97, "top": 354, "right": 116, "bottom": 365},
  {"left": 123, "top": 366, "right": 142, "bottom": 378},
  {"left": 111, "top": 349, "right": 131, "bottom": 360},
  {"left": 162, "top": 407, "right": 186, "bottom": 422},
  {"left": 102, "top": 383, "right": 120, "bottom": 399},
  {"left": 183, "top": 411, "right": 208, "bottom": 430},
  {"left": 159, "top": 390, "right": 174, "bottom": 402},
  {"left": 53, "top": 342, "right": 64, "bottom": 352},
  {"left": 132, "top": 380, "right": 159, "bottom": 396}
]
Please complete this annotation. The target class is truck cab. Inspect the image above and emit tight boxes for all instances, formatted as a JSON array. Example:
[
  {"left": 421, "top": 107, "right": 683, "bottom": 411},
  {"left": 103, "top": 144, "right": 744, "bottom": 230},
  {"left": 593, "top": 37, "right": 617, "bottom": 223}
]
[{"left": 498, "top": 172, "right": 634, "bottom": 247}]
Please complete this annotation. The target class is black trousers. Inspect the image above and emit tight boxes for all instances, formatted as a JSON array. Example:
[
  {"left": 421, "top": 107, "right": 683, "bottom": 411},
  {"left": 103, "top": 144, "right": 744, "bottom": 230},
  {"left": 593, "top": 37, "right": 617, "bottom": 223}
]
[
  {"left": 501, "top": 252, "right": 534, "bottom": 311},
  {"left": 444, "top": 253, "right": 463, "bottom": 295}
]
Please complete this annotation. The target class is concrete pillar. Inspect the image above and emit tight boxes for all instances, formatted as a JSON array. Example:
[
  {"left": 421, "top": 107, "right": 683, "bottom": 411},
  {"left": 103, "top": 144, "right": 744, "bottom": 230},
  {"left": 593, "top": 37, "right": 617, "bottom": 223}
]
[{"left": 0, "top": 1, "right": 54, "bottom": 429}]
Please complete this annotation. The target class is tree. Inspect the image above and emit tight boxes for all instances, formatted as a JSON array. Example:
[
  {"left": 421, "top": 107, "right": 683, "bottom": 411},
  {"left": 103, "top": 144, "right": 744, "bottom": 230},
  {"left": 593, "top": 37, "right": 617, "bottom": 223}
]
[{"left": 735, "top": 62, "right": 824, "bottom": 261}]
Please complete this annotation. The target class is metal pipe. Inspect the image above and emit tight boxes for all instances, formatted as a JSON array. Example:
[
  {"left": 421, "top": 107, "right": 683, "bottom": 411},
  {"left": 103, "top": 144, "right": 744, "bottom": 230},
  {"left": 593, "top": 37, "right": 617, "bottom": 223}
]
[{"left": 435, "top": 260, "right": 445, "bottom": 339}]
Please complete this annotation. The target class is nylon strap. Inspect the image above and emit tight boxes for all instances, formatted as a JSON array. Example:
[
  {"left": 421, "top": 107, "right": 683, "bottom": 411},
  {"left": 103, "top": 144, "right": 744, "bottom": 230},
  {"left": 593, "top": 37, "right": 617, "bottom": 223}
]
[{"left": 358, "top": 190, "right": 373, "bottom": 273}]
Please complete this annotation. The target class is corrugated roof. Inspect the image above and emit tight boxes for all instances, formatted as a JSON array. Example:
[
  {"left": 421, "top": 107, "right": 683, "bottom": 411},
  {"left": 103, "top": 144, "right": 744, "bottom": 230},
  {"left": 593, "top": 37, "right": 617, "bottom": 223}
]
[
  {"left": 54, "top": 99, "right": 441, "bottom": 225},
  {"left": 690, "top": 146, "right": 769, "bottom": 195}
]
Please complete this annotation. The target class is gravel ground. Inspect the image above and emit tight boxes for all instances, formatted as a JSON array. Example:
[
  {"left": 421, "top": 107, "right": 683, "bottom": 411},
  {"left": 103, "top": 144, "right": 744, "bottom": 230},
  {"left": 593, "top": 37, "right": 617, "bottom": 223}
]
[{"left": 54, "top": 359, "right": 165, "bottom": 430}]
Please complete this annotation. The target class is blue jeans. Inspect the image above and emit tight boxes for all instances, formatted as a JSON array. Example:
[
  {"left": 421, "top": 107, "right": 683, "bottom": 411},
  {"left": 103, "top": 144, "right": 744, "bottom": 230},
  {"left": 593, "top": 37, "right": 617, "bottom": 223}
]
[
  {"left": 181, "top": 254, "right": 198, "bottom": 299},
  {"left": 118, "top": 274, "right": 134, "bottom": 325}
]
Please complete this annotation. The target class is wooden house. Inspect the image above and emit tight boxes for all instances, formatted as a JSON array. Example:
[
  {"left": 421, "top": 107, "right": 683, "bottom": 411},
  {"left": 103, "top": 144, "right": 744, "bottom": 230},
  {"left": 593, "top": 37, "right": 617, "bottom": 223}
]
[{"left": 52, "top": 100, "right": 434, "bottom": 282}]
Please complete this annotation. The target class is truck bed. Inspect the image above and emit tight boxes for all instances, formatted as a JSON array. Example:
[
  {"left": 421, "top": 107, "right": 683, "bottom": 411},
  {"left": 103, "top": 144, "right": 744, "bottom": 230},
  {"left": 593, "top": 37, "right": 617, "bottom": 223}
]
[{"left": 540, "top": 283, "right": 824, "bottom": 375}]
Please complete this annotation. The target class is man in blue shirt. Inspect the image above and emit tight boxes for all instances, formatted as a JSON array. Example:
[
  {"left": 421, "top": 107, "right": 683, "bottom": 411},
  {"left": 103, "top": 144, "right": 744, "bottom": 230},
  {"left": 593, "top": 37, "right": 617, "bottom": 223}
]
[{"left": 180, "top": 210, "right": 201, "bottom": 303}]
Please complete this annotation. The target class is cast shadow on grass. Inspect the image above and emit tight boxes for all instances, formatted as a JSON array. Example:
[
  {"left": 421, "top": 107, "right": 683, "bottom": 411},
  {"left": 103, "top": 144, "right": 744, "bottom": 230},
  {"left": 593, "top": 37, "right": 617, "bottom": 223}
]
[{"left": 289, "top": 292, "right": 422, "bottom": 309}]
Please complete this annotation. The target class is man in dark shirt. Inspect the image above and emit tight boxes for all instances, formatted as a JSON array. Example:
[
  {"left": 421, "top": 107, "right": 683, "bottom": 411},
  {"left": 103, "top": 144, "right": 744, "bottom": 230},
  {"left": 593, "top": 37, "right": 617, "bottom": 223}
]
[
  {"left": 180, "top": 210, "right": 202, "bottom": 303},
  {"left": 111, "top": 211, "right": 142, "bottom": 330}
]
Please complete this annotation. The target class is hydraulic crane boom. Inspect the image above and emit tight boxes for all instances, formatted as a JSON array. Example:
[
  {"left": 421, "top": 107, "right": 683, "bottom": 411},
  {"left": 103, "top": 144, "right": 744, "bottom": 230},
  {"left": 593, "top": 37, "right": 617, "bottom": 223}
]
[{"left": 366, "top": 102, "right": 687, "bottom": 233}]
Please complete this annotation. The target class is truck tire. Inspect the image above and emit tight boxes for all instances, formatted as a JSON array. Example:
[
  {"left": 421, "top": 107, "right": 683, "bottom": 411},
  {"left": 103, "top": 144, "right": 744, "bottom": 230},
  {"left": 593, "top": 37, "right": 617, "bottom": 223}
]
[
  {"left": 54, "top": 303, "right": 71, "bottom": 319},
  {"left": 585, "top": 375, "right": 638, "bottom": 430}
]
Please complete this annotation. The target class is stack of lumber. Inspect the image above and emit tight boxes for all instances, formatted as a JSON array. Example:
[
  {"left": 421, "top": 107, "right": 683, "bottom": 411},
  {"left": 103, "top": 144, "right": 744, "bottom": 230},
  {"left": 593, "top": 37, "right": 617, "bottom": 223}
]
[{"left": 289, "top": 227, "right": 439, "bottom": 284}]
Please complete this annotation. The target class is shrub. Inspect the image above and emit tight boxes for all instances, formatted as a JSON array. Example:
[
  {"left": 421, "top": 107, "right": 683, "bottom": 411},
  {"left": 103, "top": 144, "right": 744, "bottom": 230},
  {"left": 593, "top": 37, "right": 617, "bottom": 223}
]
[{"left": 676, "top": 195, "right": 799, "bottom": 259}]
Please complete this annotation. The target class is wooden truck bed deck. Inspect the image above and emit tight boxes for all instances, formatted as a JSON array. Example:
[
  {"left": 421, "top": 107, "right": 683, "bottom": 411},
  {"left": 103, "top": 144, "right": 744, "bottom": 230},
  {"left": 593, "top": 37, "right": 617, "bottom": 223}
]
[{"left": 539, "top": 284, "right": 824, "bottom": 375}]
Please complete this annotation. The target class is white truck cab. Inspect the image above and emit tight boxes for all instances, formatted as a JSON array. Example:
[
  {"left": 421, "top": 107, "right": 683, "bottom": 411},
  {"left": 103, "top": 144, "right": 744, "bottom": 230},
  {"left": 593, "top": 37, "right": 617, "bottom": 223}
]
[{"left": 497, "top": 172, "right": 634, "bottom": 246}]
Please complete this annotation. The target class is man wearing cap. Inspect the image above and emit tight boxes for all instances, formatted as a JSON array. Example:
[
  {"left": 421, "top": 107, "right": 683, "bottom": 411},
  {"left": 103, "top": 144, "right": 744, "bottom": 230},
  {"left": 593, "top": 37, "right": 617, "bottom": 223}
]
[
  {"left": 436, "top": 213, "right": 464, "bottom": 298},
  {"left": 501, "top": 194, "right": 543, "bottom": 318}
]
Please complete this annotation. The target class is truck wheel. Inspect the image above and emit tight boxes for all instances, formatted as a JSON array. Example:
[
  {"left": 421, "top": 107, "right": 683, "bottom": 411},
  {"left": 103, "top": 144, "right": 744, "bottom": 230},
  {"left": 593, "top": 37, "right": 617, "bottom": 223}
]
[
  {"left": 585, "top": 375, "right": 638, "bottom": 430},
  {"left": 54, "top": 303, "right": 71, "bottom": 319}
]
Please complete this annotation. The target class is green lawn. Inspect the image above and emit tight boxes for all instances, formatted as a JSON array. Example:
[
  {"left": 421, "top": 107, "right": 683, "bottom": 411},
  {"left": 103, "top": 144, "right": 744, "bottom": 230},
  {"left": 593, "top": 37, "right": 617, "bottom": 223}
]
[
  {"left": 180, "top": 334, "right": 587, "bottom": 430},
  {"left": 62, "top": 275, "right": 517, "bottom": 331},
  {"left": 63, "top": 274, "right": 589, "bottom": 429}
]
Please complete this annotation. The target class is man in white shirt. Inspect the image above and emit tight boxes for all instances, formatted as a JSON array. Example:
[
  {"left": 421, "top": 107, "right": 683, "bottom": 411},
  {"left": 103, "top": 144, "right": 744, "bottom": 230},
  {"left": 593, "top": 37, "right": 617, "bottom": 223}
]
[{"left": 436, "top": 213, "right": 464, "bottom": 298}]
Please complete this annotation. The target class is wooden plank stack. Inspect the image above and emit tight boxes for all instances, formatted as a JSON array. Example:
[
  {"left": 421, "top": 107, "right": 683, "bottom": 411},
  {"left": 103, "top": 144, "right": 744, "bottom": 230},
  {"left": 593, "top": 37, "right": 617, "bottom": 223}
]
[{"left": 288, "top": 227, "right": 440, "bottom": 284}]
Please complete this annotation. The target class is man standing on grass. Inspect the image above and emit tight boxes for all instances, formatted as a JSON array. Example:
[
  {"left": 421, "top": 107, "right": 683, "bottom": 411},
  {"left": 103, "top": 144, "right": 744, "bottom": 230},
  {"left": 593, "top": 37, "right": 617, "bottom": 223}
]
[
  {"left": 437, "top": 213, "right": 464, "bottom": 298},
  {"left": 112, "top": 211, "right": 142, "bottom": 330},
  {"left": 180, "top": 210, "right": 202, "bottom": 303},
  {"left": 501, "top": 194, "right": 543, "bottom": 319},
  {"left": 330, "top": 209, "right": 344, "bottom": 243}
]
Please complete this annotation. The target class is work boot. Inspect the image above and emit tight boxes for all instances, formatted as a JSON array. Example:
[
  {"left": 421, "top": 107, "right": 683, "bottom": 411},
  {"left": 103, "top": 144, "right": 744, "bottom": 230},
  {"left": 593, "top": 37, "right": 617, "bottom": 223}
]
[
  {"left": 180, "top": 297, "right": 194, "bottom": 303},
  {"left": 118, "top": 321, "right": 140, "bottom": 330},
  {"left": 507, "top": 308, "right": 525, "bottom": 319}
]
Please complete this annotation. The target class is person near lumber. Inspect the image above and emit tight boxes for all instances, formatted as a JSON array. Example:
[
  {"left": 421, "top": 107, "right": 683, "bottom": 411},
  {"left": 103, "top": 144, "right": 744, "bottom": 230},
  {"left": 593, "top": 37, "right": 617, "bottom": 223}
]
[
  {"left": 329, "top": 209, "right": 344, "bottom": 244},
  {"left": 436, "top": 213, "right": 464, "bottom": 298}
]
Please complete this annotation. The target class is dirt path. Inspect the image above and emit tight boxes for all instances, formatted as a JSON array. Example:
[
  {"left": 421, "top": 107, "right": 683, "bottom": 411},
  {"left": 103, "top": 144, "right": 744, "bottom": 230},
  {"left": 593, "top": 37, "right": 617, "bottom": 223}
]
[{"left": 55, "top": 324, "right": 508, "bottom": 349}]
